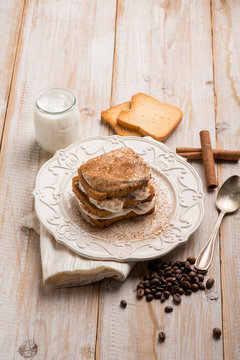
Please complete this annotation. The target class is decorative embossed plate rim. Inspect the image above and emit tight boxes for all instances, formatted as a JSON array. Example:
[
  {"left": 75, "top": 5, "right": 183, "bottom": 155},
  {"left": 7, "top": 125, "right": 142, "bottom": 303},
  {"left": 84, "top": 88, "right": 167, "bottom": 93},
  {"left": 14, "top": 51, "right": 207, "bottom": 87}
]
[{"left": 33, "top": 136, "right": 205, "bottom": 261}]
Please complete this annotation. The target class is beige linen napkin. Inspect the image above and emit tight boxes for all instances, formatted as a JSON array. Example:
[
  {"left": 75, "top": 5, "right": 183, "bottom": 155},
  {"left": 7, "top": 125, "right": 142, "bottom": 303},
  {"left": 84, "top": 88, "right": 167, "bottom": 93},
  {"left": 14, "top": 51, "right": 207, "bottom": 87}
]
[{"left": 22, "top": 211, "right": 135, "bottom": 287}]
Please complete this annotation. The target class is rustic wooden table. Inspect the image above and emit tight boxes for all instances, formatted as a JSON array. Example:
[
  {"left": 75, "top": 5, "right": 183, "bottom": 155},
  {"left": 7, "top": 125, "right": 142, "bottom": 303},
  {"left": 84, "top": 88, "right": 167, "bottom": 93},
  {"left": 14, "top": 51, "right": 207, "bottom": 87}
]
[{"left": 0, "top": 1, "right": 239, "bottom": 359}]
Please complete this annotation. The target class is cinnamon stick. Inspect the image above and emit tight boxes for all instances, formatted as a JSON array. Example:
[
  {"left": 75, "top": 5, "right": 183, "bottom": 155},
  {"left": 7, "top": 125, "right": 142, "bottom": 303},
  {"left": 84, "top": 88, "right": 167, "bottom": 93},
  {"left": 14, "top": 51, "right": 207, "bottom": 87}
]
[
  {"left": 200, "top": 130, "right": 217, "bottom": 189},
  {"left": 176, "top": 148, "right": 240, "bottom": 161},
  {"left": 177, "top": 147, "right": 202, "bottom": 153},
  {"left": 177, "top": 152, "right": 203, "bottom": 160}
]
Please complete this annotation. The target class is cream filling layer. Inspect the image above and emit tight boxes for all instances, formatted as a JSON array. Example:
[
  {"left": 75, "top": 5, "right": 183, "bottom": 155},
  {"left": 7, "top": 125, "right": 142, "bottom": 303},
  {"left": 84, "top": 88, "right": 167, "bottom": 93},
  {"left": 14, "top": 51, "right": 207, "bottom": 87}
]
[
  {"left": 76, "top": 197, "right": 155, "bottom": 220},
  {"left": 78, "top": 182, "right": 151, "bottom": 213}
]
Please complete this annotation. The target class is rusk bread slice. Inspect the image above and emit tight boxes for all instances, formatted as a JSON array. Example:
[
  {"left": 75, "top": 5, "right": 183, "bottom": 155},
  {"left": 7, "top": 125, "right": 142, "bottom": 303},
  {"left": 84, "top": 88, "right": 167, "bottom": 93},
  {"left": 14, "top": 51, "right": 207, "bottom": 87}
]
[
  {"left": 78, "top": 171, "right": 149, "bottom": 201},
  {"left": 72, "top": 176, "right": 155, "bottom": 218},
  {"left": 78, "top": 147, "right": 151, "bottom": 200},
  {"left": 82, "top": 207, "right": 155, "bottom": 228},
  {"left": 101, "top": 102, "right": 141, "bottom": 137},
  {"left": 117, "top": 93, "right": 183, "bottom": 142}
]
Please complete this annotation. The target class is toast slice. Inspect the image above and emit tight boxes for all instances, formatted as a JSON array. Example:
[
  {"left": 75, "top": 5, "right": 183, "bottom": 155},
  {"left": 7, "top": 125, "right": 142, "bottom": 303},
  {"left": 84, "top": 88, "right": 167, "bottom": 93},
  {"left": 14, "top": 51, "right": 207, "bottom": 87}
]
[
  {"left": 117, "top": 93, "right": 183, "bottom": 142},
  {"left": 84, "top": 207, "right": 155, "bottom": 228},
  {"left": 101, "top": 102, "right": 141, "bottom": 137},
  {"left": 72, "top": 176, "right": 155, "bottom": 218},
  {"left": 78, "top": 147, "right": 151, "bottom": 200}
]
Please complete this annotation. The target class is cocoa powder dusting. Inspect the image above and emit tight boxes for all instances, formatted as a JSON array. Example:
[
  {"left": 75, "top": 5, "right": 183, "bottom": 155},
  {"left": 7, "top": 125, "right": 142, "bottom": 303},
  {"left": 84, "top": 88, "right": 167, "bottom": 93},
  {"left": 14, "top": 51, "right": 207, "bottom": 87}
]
[{"left": 81, "top": 147, "right": 151, "bottom": 193}]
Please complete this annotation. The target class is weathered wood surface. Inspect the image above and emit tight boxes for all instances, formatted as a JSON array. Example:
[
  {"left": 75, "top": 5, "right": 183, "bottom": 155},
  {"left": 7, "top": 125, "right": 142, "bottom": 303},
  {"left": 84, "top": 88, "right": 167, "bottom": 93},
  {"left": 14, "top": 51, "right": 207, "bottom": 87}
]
[
  {"left": 0, "top": 0, "right": 239, "bottom": 359},
  {"left": 97, "top": 1, "right": 223, "bottom": 359},
  {"left": 212, "top": 1, "right": 240, "bottom": 359},
  {"left": 0, "top": 0, "right": 25, "bottom": 141},
  {"left": 0, "top": 0, "right": 116, "bottom": 358}
]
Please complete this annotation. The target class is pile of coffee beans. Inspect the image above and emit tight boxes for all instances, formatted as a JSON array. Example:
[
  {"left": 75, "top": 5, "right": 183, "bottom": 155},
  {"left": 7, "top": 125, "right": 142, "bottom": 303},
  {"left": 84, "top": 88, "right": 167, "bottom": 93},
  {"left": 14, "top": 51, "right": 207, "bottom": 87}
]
[{"left": 136, "top": 257, "right": 213, "bottom": 305}]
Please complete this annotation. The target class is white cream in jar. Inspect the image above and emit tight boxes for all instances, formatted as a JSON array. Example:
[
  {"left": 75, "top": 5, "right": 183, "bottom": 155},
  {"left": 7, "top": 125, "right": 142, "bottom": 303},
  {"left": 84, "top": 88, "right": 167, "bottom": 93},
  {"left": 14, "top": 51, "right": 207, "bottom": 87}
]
[{"left": 34, "top": 88, "right": 81, "bottom": 154}]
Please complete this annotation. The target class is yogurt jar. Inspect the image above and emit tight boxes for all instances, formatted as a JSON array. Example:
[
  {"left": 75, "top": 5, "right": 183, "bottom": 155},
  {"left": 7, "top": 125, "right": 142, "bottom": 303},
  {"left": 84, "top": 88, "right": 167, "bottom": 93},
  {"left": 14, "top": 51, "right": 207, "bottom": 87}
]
[{"left": 34, "top": 88, "right": 81, "bottom": 154}]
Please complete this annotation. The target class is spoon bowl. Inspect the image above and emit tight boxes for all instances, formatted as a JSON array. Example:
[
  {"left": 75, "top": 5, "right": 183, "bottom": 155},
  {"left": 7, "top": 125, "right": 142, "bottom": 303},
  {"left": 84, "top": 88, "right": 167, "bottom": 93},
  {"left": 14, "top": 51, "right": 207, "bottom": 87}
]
[
  {"left": 216, "top": 175, "right": 240, "bottom": 213},
  {"left": 195, "top": 175, "right": 240, "bottom": 271}
]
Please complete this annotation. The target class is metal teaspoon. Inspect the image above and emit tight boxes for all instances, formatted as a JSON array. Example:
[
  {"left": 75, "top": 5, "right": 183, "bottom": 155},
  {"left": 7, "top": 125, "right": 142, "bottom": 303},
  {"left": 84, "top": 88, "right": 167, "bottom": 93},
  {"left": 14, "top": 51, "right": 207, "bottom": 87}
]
[{"left": 195, "top": 175, "right": 240, "bottom": 271}]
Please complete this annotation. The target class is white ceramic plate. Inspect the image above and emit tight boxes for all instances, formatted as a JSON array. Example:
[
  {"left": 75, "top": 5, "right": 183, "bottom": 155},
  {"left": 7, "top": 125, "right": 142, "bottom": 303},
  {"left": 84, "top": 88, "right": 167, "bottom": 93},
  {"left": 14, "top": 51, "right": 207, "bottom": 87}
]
[{"left": 33, "top": 136, "right": 204, "bottom": 261}]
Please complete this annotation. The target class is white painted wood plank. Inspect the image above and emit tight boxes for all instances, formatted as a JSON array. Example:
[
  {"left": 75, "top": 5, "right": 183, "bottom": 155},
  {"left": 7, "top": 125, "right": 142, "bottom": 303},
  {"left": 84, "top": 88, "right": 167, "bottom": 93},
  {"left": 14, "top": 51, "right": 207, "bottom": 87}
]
[
  {"left": 96, "top": 1, "right": 223, "bottom": 359},
  {"left": 212, "top": 1, "right": 240, "bottom": 359},
  {"left": 0, "top": 0, "right": 116, "bottom": 358},
  {"left": 0, "top": 0, "right": 25, "bottom": 139}
]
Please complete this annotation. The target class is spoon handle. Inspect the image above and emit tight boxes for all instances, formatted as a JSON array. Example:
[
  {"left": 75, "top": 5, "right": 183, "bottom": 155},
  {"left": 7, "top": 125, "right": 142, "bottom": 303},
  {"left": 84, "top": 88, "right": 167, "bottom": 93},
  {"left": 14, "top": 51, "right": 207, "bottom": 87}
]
[{"left": 195, "top": 211, "right": 225, "bottom": 271}]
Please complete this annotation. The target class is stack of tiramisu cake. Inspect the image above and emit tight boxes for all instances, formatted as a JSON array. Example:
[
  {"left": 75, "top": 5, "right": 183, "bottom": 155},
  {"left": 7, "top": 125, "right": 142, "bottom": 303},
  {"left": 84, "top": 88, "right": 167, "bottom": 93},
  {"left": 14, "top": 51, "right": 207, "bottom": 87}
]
[{"left": 72, "top": 147, "right": 155, "bottom": 228}]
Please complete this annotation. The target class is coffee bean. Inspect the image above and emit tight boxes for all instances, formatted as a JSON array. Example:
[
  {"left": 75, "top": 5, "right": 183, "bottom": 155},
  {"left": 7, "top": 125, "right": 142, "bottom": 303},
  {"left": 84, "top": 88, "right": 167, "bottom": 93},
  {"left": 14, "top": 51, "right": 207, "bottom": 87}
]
[
  {"left": 163, "top": 291, "right": 170, "bottom": 299},
  {"left": 198, "top": 282, "right": 206, "bottom": 290},
  {"left": 178, "top": 288, "right": 184, "bottom": 295},
  {"left": 165, "top": 306, "right": 173, "bottom": 313},
  {"left": 158, "top": 332, "right": 166, "bottom": 342},
  {"left": 191, "top": 284, "right": 199, "bottom": 292},
  {"left": 165, "top": 271, "right": 172, "bottom": 277},
  {"left": 197, "top": 274, "right": 204, "bottom": 282},
  {"left": 143, "top": 280, "right": 150, "bottom": 287},
  {"left": 154, "top": 292, "right": 162, "bottom": 299},
  {"left": 189, "top": 271, "right": 197, "bottom": 278},
  {"left": 146, "top": 294, "right": 154, "bottom": 302},
  {"left": 151, "top": 278, "right": 160, "bottom": 285},
  {"left": 187, "top": 256, "right": 196, "bottom": 265},
  {"left": 213, "top": 327, "right": 221, "bottom": 339},
  {"left": 173, "top": 294, "right": 181, "bottom": 304},
  {"left": 206, "top": 278, "right": 214, "bottom": 289},
  {"left": 151, "top": 288, "right": 157, "bottom": 294},
  {"left": 120, "top": 300, "right": 127, "bottom": 308},
  {"left": 171, "top": 285, "right": 179, "bottom": 295},
  {"left": 196, "top": 269, "right": 208, "bottom": 275},
  {"left": 164, "top": 266, "right": 172, "bottom": 272},
  {"left": 182, "top": 281, "right": 192, "bottom": 289},
  {"left": 151, "top": 271, "right": 159, "bottom": 278},
  {"left": 175, "top": 269, "right": 182, "bottom": 275},
  {"left": 160, "top": 294, "right": 165, "bottom": 303},
  {"left": 194, "top": 276, "right": 200, "bottom": 283},
  {"left": 158, "top": 287, "right": 165, "bottom": 292},
  {"left": 185, "top": 289, "right": 192, "bottom": 296},
  {"left": 144, "top": 288, "right": 151, "bottom": 295},
  {"left": 137, "top": 283, "right": 144, "bottom": 289},
  {"left": 137, "top": 288, "right": 144, "bottom": 299}
]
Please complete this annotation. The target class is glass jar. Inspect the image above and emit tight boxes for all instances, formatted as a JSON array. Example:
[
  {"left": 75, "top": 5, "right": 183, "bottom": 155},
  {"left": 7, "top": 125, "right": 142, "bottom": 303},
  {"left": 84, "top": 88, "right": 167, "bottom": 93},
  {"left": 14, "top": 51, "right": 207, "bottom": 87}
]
[{"left": 34, "top": 88, "right": 81, "bottom": 154}]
